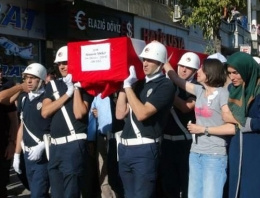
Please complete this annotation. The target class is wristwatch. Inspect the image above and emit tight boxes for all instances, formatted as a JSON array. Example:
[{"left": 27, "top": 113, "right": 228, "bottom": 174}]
[{"left": 204, "top": 126, "right": 209, "bottom": 136}]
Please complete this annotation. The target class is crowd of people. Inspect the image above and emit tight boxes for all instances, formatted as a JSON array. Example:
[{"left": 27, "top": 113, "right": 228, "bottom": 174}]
[{"left": 0, "top": 40, "right": 260, "bottom": 198}]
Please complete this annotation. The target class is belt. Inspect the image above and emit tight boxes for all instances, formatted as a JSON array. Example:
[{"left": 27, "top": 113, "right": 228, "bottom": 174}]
[
  {"left": 24, "top": 143, "right": 43, "bottom": 152},
  {"left": 24, "top": 145, "right": 32, "bottom": 152},
  {"left": 163, "top": 134, "right": 191, "bottom": 141},
  {"left": 51, "top": 133, "right": 87, "bottom": 145},
  {"left": 107, "top": 132, "right": 116, "bottom": 139},
  {"left": 107, "top": 131, "right": 123, "bottom": 140},
  {"left": 120, "top": 137, "right": 160, "bottom": 146}
]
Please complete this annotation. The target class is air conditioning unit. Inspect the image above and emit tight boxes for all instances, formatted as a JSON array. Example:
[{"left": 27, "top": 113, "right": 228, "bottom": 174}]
[{"left": 174, "top": 5, "right": 181, "bottom": 19}]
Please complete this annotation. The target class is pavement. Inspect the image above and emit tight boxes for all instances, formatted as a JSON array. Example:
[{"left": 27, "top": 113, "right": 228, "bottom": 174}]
[{"left": 7, "top": 168, "right": 30, "bottom": 198}]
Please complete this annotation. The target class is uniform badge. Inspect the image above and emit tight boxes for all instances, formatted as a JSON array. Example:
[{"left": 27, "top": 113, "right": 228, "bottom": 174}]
[
  {"left": 58, "top": 51, "right": 63, "bottom": 57},
  {"left": 37, "top": 102, "right": 42, "bottom": 110},
  {"left": 147, "top": 88, "right": 153, "bottom": 97},
  {"left": 145, "top": 47, "right": 150, "bottom": 53}
]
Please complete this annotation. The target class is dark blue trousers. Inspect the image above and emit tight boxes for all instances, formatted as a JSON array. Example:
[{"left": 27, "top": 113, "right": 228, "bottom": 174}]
[
  {"left": 107, "top": 138, "right": 124, "bottom": 198},
  {"left": 229, "top": 132, "right": 260, "bottom": 198},
  {"left": 118, "top": 142, "right": 159, "bottom": 198},
  {"left": 48, "top": 140, "right": 88, "bottom": 198},
  {"left": 24, "top": 152, "right": 50, "bottom": 198}
]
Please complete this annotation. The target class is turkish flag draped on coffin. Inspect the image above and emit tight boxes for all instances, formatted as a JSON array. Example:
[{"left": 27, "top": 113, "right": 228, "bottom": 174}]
[
  {"left": 68, "top": 37, "right": 146, "bottom": 98},
  {"left": 68, "top": 37, "right": 208, "bottom": 98}
]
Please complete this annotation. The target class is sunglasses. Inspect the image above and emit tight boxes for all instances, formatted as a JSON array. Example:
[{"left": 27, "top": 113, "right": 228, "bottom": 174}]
[
  {"left": 23, "top": 76, "right": 38, "bottom": 80},
  {"left": 57, "top": 61, "right": 68, "bottom": 65}
]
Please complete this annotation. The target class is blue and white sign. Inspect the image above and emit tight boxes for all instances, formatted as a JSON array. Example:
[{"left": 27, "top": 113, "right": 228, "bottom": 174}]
[{"left": 0, "top": 0, "right": 45, "bottom": 39}]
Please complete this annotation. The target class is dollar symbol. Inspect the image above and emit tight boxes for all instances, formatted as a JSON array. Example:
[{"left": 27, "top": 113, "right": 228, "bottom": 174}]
[
  {"left": 75, "top": 11, "right": 86, "bottom": 30},
  {"left": 126, "top": 22, "right": 132, "bottom": 38}
]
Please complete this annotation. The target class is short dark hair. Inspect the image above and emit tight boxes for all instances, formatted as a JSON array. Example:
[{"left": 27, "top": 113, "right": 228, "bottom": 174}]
[
  {"left": 47, "top": 66, "right": 57, "bottom": 75},
  {"left": 202, "top": 59, "right": 227, "bottom": 87}
]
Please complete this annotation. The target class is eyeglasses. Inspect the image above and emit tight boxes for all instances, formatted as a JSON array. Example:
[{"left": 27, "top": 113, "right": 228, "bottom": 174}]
[{"left": 57, "top": 61, "right": 68, "bottom": 65}]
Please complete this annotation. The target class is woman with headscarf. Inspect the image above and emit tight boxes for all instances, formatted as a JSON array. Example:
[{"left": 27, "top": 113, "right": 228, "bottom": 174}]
[{"left": 224, "top": 52, "right": 260, "bottom": 198}]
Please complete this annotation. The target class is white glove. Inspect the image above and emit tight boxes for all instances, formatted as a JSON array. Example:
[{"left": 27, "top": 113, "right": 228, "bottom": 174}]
[
  {"left": 66, "top": 83, "right": 74, "bottom": 97},
  {"left": 28, "top": 142, "right": 45, "bottom": 161},
  {"left": 74, "top": 82, "right": 82, "bottom": 89},
  {"left": 63, "top": 74, "right": 74, "bottom": 97},
  {"left": 123, "top": 66, "right": 138, "bottom": 88},
  {"left": 63, "top": 74, "right": 73, "bottom": 85},
  {"left": 13, "top": 153, "right": 22, "bottom": 174}
]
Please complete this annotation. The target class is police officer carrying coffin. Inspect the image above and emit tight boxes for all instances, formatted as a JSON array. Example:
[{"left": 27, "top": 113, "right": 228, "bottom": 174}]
[
  {"left": 116, "top": 41, "right": 175, "bottom": 198},
  {"left": 12, "top": 63, "right": 51, "bottom": 198},
  {"left": 41, "top": 46, "right": 93, "bottom": 198},
  {"left": 160, "top": 52, "right": 200, "bottom": 198}
]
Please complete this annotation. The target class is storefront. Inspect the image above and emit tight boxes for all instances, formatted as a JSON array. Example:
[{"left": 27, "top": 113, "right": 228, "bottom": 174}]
[
  {"left": 45, "top": 1, "right": 135, "bottom": 68},
  {"left": 0, "top": 0, "right": 208, "bottom": 83},
  {"left": 0, "top": 0, "right": 45, "bottom": 82}
]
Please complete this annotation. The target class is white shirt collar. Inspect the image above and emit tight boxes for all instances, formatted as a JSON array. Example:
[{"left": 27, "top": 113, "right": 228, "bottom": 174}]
[
  {"left": 28, "top": 87, "right": 45, "bottom": 101},
  {"left": 145, "top": 72, "right": 163, "bottom": 83}
]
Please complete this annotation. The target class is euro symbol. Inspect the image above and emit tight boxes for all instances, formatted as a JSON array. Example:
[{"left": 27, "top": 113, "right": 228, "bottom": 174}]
[{"left": 75, "top": 11, "right": 86, "bottom": 30}]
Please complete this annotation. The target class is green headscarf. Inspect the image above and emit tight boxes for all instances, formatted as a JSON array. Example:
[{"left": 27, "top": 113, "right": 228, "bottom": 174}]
[{"left": 226, "top": 52, "right": 260, "bottom": 126}]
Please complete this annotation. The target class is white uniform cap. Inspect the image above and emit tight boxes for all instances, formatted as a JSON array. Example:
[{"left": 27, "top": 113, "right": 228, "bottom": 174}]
[
  {"left": 253, "top": 56, "right": 260, "bottom": 64},
  {"left": 207, "top": 52, "right": 227, "bottom": 63}
]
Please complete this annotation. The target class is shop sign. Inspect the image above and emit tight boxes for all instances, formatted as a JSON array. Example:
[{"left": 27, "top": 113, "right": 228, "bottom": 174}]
[
  {"left": 0, "top": 5, "right": 36, "bottom": 31},
  {"left": 141, "top": 28, "right": 185, "bottom": 49},
  {"left": 0, "top": 2, "right": 45, "bottom": 38},
  {"left": 69, "top": 8, "right": 134, "bottom": 38},
  {"left": 1, "top": 64, "right": 26, "bottom": 78}
]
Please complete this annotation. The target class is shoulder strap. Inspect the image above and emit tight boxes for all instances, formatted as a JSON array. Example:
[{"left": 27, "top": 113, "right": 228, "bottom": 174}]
[
  {"left": 129, "top": 107, "right": 142, "bottom": 139},
  {"left": 50, "top": 80, "right": 76, "bottom": 135},
  {"left": 19, "top": 96, "right": 26, "bottom": 120},
  {"left": 50, "top": 80, "right": 60, "bottom": 99},
  {"left": 20, "top": 96, "right": 42, "bottom": 143},
  {"left": 170, "top": 107, "right": 192, "bottom": 140}
]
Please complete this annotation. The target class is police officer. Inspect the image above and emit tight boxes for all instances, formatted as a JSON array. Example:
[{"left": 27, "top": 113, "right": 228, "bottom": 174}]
[
  {"left": 12, "top": 63, "right": 51, "bottom": 198},
  {"left": 116, "top": 41, "right": 175, "bottom": 198},
  {"left": 160, "top": 52, "right": 200, "bottom": 198},
  {"left": 41, "top": 46, "right": 93, "bottom": 198}
]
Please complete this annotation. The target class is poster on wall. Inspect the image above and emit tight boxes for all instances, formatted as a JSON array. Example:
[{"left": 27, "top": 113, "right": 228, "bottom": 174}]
[
  {"left": 0, "top": 37, "right": 34, "bottom": 59},
  {"left": 0, "top": 0, "right": 45, "bottom": 82},
  {"left": 0, "top": 34, "right": 39, "bottom": 82}
]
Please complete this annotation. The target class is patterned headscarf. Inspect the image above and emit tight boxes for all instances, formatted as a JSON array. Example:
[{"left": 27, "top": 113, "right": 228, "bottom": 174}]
[{"left": 226, "top": 52, "right": 260, "bottom": 126}]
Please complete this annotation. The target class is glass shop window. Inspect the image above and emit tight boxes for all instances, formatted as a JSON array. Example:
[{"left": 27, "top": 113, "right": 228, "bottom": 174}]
[{"left": 0, "top": 34, "right": 40, "bottom": 83}]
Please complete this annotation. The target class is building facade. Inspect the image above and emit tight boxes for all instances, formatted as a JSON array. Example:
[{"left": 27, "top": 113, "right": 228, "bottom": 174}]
[{"left": 0, "top": 0, "right": 259, "bottom": 82}]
